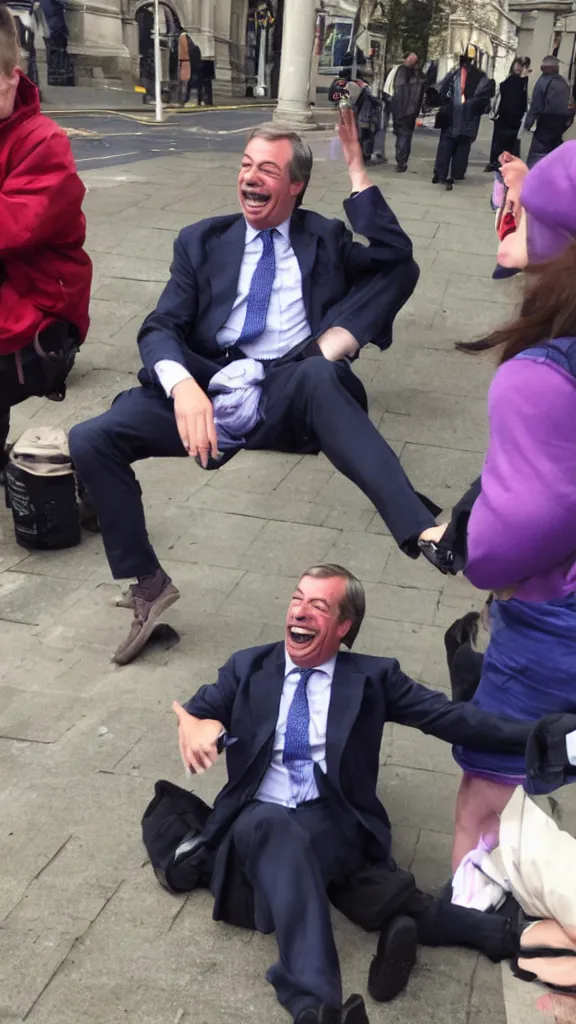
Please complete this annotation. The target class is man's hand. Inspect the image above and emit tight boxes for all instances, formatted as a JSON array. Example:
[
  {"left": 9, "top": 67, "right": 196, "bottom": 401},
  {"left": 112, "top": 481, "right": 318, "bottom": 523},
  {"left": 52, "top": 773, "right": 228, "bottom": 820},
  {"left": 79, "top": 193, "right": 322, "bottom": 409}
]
[
  {"left": 419, "top": 523, "right": 449, "bottom": 545},
  {"left": 338, "top": 106, "right": 371, "bottom": 193},
  {"left": 172, "top": 378, "right": 218, "bottom": 468},
  {"left": 317, "top": 327, "right": 359, "bottom": 361},
  {"left": 172, "top": 701, "right": 224, "bottom": 774}
]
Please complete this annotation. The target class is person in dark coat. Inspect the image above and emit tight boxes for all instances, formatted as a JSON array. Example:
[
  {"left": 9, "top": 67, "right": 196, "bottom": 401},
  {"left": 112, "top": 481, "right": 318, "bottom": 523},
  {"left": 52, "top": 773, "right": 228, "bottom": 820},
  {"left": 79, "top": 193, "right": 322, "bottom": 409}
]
[
  {"left": 177, "top": 30, "right": 201, "bottom": 106},
  {"left": 389, "top": 52, "right": 425, "bottom": 172},
  {"left": 525, "top": 56, "right": 575, "bottom": 167},
  {"left": 433, "top": 50, "right": 493, "bottom": 190},
  {"left": 485, "top": 58, "right": 529, "bottom": 170},
  {"left": 170, "top": 563, "right": 536, "bottom": 1024}
]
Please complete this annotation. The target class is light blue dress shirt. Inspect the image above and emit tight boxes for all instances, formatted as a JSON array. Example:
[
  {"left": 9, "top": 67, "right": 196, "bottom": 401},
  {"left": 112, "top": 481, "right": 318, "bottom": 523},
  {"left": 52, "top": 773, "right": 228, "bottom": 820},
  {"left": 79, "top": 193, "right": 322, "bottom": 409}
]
[
  {"left": 255, "top": 652, "right": 337, "bottom": 809},
  {"left": 155, "top": 218, "right": 311, "bottom": 397}
]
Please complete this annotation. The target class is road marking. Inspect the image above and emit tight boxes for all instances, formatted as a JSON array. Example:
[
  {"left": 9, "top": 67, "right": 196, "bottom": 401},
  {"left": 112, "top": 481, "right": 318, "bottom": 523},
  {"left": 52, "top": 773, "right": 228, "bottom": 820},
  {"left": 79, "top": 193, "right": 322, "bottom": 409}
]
[
  {"left": 75, "top": 150, "right": 140, "bottom": 164},
  {"left": 185, "top": 124, "right": 258, "bottom": 136},
  {"left": 63, "top": 127, "right": 100, "bottom": 138}
]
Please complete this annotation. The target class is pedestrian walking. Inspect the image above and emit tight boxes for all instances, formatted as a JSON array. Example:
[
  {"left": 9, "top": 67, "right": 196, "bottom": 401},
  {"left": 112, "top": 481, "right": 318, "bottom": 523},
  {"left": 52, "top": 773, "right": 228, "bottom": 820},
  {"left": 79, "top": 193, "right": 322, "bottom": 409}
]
[
  {"left": 387, "top": 53, "right": 426, "bottom": 172},
  {"left": 328, "top": 55, "right": 381, "bottom": 163},
  {"left": 525, "top": 56, "right": 574, "bottom": 167},
  {"left": 198, "top": 57, "right": 215, "bottom": 106},
  {"left": 485, "top": 58, "right": 529, "bottom": 171},
  {"left": 177, "top": 29, "right": 201, "bottom": 107},
  {"left": 433, "top": 49, "right": 493, "bottom": 190}
]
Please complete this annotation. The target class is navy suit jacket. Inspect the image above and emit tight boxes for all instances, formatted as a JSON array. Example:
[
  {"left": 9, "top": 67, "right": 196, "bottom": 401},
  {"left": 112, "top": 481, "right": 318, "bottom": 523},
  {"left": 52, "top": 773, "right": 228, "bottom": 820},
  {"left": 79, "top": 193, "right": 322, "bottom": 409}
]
[
  {"left": 184, "top": 641, "right": 530, "bottom": 919},
  {"left": 137, "top": 185, "right": 417, "bottom": 390}
]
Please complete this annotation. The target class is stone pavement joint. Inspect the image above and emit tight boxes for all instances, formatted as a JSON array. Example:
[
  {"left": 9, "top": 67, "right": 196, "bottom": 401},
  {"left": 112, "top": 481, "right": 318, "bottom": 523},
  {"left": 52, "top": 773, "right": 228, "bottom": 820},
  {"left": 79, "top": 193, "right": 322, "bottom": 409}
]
[{"left": 1, "top": 124, "right": 575, "bottom": 1024}]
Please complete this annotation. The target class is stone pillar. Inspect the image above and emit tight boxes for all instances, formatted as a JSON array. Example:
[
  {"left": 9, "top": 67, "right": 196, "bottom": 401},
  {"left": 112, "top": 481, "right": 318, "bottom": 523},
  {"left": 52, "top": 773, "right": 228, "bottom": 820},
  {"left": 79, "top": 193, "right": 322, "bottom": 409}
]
[{"left": 273, "top": 0, "right": 317, "bottom": 128}]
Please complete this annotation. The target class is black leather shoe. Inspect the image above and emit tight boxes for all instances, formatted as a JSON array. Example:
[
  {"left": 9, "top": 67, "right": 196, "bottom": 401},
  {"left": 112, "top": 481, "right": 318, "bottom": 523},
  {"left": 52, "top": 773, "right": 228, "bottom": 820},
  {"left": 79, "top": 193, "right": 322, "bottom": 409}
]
[
  {"left": 342, "top": 993, "right": 370, "bottom": 1022},
  {"left": 368, "top": 915, "right": 418, "bottom": 1002},
  {"left": 418, "top": 539, "right": 457, "bottom": 575},
  {"left": 445, "top": 179, "right": 454, "bottom": 191},
  {"left": 432, "top": 172, "right": 440, "bottom": 183}
]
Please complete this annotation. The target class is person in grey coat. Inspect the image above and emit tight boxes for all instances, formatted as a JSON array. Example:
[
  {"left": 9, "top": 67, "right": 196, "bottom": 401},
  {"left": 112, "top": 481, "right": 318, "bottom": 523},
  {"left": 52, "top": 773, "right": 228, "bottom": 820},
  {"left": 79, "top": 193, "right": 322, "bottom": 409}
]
[
  {"left": 525, "top": 56, "right": 574, "bottom": 167},
  {"left": 432, "top": 52, "right": 493, "bottom": 190}
]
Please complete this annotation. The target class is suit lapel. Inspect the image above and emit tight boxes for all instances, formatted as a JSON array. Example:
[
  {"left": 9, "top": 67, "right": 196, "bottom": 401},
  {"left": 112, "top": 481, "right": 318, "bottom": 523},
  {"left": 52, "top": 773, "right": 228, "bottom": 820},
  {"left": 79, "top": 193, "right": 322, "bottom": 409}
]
[
  {"left": 289, "top": 213, "right": 318, "bottom": 326},
  {"left": 326, "top": 655, "right": 366, "bottom": 779},
  {"left": 204, "top": 216, "right": 246, "bottom": 338},
  {"left": 248, "top": 642, "right": 286, "bottom": 751}
]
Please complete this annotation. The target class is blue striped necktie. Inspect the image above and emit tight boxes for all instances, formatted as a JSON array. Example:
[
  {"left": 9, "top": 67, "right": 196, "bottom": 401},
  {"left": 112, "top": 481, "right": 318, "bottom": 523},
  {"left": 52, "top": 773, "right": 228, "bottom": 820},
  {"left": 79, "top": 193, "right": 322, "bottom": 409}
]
[
  {"left": 283, "top": 668, "right": 315, "bottom": 799},
  {"left": 237, "top": 228, "right": 276, "bottom": 346}
]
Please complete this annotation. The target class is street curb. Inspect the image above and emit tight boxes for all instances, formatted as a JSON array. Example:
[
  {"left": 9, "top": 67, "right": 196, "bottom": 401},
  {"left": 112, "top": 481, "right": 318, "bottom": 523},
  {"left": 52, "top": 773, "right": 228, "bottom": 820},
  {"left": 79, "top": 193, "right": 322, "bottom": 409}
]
[{"left": 43, "top": 102, "right": 276, "bottom": 123}]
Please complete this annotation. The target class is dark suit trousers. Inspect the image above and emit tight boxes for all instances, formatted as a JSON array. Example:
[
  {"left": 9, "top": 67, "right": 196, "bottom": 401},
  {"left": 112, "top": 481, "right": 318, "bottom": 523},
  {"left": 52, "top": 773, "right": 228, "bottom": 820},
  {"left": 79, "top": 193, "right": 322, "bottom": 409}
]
[
  {"left": 69, "top": 358, "right": 435, "bottom": 580},
  {"left": 434, "top": 132, "right": 472, "bottom": 181},
  {"left": 393, "top": 116, "right": 416, "bottom": 168},
  {"left": 230, "top": 799, "right": 364, "bottom": 1017}
]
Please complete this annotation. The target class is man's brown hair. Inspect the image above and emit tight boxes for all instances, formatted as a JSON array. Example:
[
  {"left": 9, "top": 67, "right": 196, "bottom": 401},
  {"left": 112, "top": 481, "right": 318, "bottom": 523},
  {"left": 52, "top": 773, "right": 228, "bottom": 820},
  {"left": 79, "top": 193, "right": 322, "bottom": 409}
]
[
  {"left": 0, "top": 7, "right": 19, "bottom": 78},
  {"left": 300, "top": 563, "right": 366, "bottom": 649}
]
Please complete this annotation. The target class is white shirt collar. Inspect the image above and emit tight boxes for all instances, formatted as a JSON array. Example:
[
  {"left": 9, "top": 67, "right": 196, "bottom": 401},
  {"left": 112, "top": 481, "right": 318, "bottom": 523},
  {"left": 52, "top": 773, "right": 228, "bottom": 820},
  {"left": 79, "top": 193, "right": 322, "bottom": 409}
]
[
  {"left": 284, "top": 649, "right": 337, "bottom": 681},
  {"left": 244, "top": 217, "right": 291, "bottom": 245}
]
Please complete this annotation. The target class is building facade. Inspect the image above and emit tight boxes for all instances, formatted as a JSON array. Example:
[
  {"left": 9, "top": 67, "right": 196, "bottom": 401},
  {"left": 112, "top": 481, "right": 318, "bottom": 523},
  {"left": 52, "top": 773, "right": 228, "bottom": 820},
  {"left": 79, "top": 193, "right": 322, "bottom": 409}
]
[
  {"left": 23, "top": 0, "right": 285, "bottom": 98},
  {"left": 431, "top": 0, "right": 520, "bottom": 83},
  {"left": 509, "top": 0, "right": 575, "bottom": 92}
]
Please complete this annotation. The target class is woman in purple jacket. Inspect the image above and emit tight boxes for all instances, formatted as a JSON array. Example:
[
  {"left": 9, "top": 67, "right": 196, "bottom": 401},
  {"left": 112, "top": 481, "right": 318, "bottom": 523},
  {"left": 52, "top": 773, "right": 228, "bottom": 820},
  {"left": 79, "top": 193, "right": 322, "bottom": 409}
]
[{"left": 424, "top": 143, "right": 576, "bottom": 872}]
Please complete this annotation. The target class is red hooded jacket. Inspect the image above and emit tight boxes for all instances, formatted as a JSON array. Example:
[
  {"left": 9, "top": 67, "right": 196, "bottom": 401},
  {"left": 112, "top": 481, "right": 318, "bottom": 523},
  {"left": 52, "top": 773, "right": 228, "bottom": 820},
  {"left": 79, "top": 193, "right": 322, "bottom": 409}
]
[{"left": 0, "top": 72, "right": 92, "bottom": 355}]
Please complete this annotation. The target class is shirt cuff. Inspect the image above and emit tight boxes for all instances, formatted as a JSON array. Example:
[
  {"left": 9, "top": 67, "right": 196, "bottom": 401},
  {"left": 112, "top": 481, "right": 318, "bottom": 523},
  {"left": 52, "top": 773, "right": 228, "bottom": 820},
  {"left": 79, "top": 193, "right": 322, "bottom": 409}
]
[
  {"left": 566, "top": 730, "right": 576, "bottom": 767},
  {"left": 154, "top": 360, "right": 192, "bottom": 398}
]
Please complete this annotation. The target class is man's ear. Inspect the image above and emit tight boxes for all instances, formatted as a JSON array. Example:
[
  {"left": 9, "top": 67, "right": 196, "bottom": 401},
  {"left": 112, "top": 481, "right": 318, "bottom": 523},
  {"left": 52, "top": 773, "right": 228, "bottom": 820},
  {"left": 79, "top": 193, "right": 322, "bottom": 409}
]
[
  {"left": 336, "top": 619, "right": 353, "bottom": 642},
  {"left": 290, "top": 180, "right": 305, "bottom": 200}
]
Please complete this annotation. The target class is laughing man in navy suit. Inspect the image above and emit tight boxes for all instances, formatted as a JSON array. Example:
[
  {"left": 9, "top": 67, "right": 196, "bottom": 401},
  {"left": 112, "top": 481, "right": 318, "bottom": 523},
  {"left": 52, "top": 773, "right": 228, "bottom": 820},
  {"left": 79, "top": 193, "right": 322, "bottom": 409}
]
[
  {"left": 171, "top": 563, "right": 533, "bottom": 1024},
  {"left": 70, "top": 113, "right": 443, "bottom": 666}
]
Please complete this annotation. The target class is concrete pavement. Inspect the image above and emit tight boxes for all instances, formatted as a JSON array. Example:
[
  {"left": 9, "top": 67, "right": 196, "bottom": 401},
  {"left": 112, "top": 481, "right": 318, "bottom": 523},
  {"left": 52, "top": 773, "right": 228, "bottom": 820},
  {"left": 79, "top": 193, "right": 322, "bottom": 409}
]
[{"left": 1, "top": 123, "right": 574, "bottom": 1024}]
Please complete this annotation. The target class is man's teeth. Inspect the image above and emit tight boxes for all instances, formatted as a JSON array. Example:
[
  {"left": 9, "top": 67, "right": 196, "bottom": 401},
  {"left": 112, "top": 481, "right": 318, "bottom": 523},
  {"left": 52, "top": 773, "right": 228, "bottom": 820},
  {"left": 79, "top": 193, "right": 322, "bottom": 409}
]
[
  {"left": 290, "top": 627, "right": 315, "bottom": 644},
  {"left": 243, "top": 192, "right": 269, "bottom": 205}
]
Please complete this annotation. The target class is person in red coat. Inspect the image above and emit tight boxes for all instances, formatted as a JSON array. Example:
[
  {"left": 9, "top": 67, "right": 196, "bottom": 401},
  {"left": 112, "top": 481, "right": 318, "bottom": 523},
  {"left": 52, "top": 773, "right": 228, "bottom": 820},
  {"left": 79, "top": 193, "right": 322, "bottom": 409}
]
[{"left": 0, "top": 6, "right": 92, "bottom": 472}]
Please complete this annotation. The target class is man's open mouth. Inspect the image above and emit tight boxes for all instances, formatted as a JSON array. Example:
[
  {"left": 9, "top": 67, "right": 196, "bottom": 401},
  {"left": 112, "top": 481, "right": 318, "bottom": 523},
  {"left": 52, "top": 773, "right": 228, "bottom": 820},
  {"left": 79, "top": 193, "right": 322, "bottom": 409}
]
[
  {"left": 242, "top": 189, "right": 271, "bottom": 208},
  {"left": 288, "top": 626, "right": 317, "bottom": 645}
]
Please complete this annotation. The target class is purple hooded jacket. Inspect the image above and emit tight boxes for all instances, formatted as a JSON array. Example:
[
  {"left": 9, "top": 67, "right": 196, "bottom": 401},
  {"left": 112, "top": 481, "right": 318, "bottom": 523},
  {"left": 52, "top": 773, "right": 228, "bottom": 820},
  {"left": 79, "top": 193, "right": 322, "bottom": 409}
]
[{"left": 465, "top": 143, "right": 576, "bottom": 602}]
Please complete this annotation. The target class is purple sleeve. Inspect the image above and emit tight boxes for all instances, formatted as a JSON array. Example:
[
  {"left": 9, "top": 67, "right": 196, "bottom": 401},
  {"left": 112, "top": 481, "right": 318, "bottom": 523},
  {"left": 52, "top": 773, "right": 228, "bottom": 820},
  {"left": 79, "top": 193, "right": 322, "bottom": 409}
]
[{"left": 465, "top": 359, "right": 576, "bottom": 592}]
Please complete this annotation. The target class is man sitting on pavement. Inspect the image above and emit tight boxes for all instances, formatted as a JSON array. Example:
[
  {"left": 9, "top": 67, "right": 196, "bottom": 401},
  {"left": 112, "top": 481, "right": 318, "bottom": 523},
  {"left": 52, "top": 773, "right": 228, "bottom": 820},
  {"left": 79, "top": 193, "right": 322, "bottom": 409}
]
[
  {"left": 69, "top": 112, "right": 446, "bottom": 667},
  {"left": 0, "top": 6, "right": 92, "bottom": 477},
  {"left": 162, "top": 563, "right": 542, "bottom": 1024}
]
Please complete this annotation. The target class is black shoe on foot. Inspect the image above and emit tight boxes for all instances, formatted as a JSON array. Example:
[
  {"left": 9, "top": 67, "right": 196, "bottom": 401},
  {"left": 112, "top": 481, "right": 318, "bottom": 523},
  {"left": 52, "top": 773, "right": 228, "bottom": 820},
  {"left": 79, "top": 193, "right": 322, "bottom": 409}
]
[
  {"left": 368, "top": 915, "right": 418, "bottom": 1002},
  {"left": 418, "top": 538, "right": 457, "bottom": 575},
  {"left": 396, "top": 164, "right": 408, "bottom": 173},
  {"left": 432, "top": 172, "right": 440, "bottom": 183},
  {"left": 444, "top": 610, "right": 480, "bottom": 667},
  {"left": 445, "top": 179, "right": 454, "bottom": 191},
  {"left": 342, "top": 994, "right": 370, "bottom": 1023}
]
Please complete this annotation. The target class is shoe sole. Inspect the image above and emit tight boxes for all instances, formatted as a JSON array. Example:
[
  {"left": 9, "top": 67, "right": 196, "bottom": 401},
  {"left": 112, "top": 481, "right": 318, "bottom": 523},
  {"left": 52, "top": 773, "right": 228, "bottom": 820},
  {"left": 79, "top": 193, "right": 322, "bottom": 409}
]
[
  {"left": 113, "top": 587, "right": 180, "bottom": 666},
  {"left": 368, "top": 915, "right": 418, "bottom": 1002}
]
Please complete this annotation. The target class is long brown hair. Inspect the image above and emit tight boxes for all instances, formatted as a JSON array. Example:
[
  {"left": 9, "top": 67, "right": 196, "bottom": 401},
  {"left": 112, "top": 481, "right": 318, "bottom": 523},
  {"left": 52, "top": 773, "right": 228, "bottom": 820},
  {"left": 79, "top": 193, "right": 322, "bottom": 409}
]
[{"left": 456, "top": 240, "right": 576, "bottom": 363}]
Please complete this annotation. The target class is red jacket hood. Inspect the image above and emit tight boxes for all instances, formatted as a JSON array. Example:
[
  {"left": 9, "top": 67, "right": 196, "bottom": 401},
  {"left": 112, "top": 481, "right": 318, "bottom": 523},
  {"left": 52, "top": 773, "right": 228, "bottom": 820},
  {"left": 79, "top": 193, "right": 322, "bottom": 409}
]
[
  {"left": 0, "top": 71, "right": 92, "bottom": 354},
  {"left": 1, "top": 71, "right": 41, "bottom": 134}
]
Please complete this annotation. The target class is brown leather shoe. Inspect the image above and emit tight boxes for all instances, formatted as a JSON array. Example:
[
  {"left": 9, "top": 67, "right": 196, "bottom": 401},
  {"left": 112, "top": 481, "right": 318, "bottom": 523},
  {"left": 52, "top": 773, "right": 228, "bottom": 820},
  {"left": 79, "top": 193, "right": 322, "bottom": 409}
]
[{"left": 113, "top": 580, "right": 180, "bottom": 665}]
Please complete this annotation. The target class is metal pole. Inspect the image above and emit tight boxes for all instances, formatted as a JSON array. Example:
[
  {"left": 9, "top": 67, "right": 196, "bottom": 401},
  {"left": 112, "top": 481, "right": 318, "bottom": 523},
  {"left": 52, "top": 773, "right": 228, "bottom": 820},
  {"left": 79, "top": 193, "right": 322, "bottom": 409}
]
[{"left": 153, "top": 0, "right": 163, "bottom": 122}]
